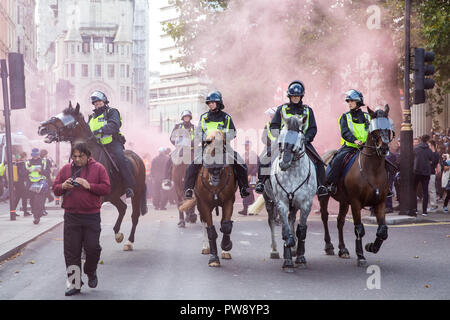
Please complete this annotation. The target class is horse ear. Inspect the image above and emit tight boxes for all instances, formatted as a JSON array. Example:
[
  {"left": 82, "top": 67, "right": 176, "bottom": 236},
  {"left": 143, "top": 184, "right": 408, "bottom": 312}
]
[
  {"left": 75, "top": 103, "right": 80, "bottom": 114},
  {"left": 367, "top": 106, "right": 376, "bottom": 118},
  {"left": 384, "top": 104, "right": 390, "bottom": 116}
]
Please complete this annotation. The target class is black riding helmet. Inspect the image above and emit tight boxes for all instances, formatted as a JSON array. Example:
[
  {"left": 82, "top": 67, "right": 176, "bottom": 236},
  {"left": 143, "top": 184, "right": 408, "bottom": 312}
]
[
  {"left": 287, "top": 80, "right": 305, "bottom": 97},
  {"left": 205, "top": 91, "right": 224, "bottom": 110}
]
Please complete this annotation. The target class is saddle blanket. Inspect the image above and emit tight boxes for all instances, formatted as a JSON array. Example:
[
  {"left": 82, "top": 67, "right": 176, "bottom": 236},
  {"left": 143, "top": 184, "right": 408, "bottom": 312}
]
[{"left": 326, "top": 152, "right": 358, "bottom": 183}]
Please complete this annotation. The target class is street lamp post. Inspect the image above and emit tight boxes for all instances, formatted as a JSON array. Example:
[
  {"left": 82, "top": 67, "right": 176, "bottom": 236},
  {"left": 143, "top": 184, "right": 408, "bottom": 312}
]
[{"left": 399, "top": 0, "right": 415, "bottom": 216}]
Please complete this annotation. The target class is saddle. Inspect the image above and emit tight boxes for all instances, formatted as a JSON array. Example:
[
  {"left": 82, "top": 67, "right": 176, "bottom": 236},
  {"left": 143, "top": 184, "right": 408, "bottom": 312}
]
[{"left": 326, "top": 150, "right": 358, "bottom": 184}]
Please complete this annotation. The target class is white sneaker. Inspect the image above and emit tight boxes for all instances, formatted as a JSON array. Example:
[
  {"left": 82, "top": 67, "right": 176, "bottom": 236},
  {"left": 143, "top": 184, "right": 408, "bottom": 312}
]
[
  {"left": 428, "top": 207, "right": 437, "bottom": 212},
  {"left": 444, "top": 207, "right": 448, "bottom": 213},
  {"left": 421, "top": 213, "right": 428, "bottom": 217}
]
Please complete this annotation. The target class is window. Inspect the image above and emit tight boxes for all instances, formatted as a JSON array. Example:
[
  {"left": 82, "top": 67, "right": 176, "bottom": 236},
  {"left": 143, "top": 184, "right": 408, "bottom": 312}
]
[
  {"left": 71, "top": 64, "right": 75, "bottom": 77},
  {"left": 126, "top": 86, "right": 130, "bottom": 102},
  {"left": 95, "top": 64, "right": 102, "bottom": 77},
  {"left": 93, "top": 36, "right": 103, "bottom": 51},
  {"left": 120, "top": 86, "right": 126, "bottom": 101},
  {"left": 81, "top": 64, "right": 88, "bottom": 77},
  {"left": 71, "top": 44, "right": 75, "bottom": 55},
  {"left": 107, "top": 64, "right": 115, "bottom": 78},
  {"left": 120, "top": 64, "right": 125, "bottom": 78},
  {"left": 106, "top": 37, "right": 114, "bottom": 54},
  {"left": 126, "top": 65, "right": 130, "bottom": 78},
  {"left": 120, "top": 45, "right": 124, "bottom": 56},
  {"left": 82, "top": 36, "right": 90, "bottom": 53}
]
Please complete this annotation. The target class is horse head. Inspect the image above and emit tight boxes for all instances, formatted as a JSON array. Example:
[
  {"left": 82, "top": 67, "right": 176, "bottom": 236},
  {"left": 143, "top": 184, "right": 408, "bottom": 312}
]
[
  {"left": 38, "top": 101, "right": 90, "bottom": 143},
  {"left": 278, "top": 116, "right": 306, "bottom": 171},
  {"left": 366, "top": 104, "right": 394, "bottom": 157},
  {"left": 204, "top": 130, "right": 225, "bottom": 158}
]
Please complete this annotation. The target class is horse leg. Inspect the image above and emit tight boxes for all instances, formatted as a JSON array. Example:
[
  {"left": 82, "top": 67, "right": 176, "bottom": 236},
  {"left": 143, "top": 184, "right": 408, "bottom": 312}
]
[
  {"left": 201, "top": 221, "right": 210, "bottom": 254},
  {"left": 320, "top": 196, "right": 335, "bottom": 255},
  {"left": 220, "top": 201, "right": 233, "bottom": 260},
  {"left": 178, "top": 207, "right": 186, "bottom": 228},
  {"left": 337, "top": 202, "right": 350, "bottom": 258},
  {"left": 277, "top": 200, "right": 295, "bottom": 272},
  {"left": 288, "top": 209, "right": 297, "bottom": 257},
  {"left": 365, "top": 202, "right": 388, "bottom": 255},
  {"left": 200, "top": 203, "right": 219, "bottom": 267},
  {"left": 123, "top": 196, "right": 141, "bottom": 251},
  {"left": 350, "top": 202, "right": 367, "bottom": 267},
  {"left": 266, "top": 197, "right": 279, "bottom": 259},
  {"left": 295, "top": 220, "right": 308, "bottom": 268},
  {"left": 111, "top": 198, "right": 127, "bottom": 244}
]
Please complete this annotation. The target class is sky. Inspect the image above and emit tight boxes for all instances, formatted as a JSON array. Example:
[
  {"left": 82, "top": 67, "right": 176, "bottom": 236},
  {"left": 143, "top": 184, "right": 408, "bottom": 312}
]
[{"left": 148, "top": 0, "right": 161, "bottom": 73}]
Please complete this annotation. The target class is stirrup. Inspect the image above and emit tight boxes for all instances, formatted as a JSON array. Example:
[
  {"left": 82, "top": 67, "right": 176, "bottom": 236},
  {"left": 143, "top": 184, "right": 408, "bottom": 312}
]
[
  {"left": 185, "top": 189, "right": 194, "bottom": 199},
  {"left": 327, "top": 184, "right": 337, "bottom": 195},
  {"left": 317, "top": 185, "right": 329, "bottom": 198},
  {"left": 255, "top": 181, "right": 265, "bottom": 194},
  {"left": 240, "top": 187, "right": 250, "bottom": 198}
]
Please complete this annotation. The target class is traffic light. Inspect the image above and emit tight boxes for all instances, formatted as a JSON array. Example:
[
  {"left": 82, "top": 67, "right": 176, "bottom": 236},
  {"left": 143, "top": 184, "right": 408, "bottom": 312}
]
[
  {"left": 8, "top": 52, "right": 26, "bottom": 109},
  {"left": 413, "top": 48, "right": 435, "bottom": 104}
]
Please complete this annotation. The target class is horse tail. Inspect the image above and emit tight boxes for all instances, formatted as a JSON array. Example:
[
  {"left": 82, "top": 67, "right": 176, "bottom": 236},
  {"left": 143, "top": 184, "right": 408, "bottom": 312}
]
[
  {"left": 140, "top": 183, "right": 148, "bottom": 216},
  {"left": 248, "top": 195, "right": 265, "bottom": 215},
  {"left": 179, "top": 198, "right": 197, "bottom": 211},
  {"left": 125, "top": 150, "right": 148, "bottom": 216}
]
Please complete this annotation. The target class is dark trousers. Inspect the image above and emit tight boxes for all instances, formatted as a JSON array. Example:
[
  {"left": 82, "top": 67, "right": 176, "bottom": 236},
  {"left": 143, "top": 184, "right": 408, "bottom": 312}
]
[
  {"left": 327, "top": 146, "right": 356, "bottom": 185},
  {"left": 151, "top": 178, "right": 167, "bottom": 208},
  {"left": 12, "top": 181, "right": 28, "bottom": 212},
  {"left": 414, "top": 174, "right": 430, "bottom": 213},
  {"left": 444, "top": 190, "right": 450, "bottom": 207},
  {"left": 105, "top": 140, "right": 135, "bottom": 189},
  {"left": 64, "top": 212, "right": 102, "bottom": 279},
  {"left": 30, "top": 191, "right": 46, "bottom": 218}
]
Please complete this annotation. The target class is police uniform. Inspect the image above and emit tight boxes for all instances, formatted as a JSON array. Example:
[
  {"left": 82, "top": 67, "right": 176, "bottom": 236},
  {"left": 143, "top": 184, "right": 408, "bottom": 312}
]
[
  {"left": 88, "top": 93, "right": 135, "bottom": 197},
  {"left": 26, "top": 152, "right": 47, "bottom": 223},
  {"left": 184, "top": 92, "right": 249, "bottom": 198},
  {"left": 326, "top": 108, "right": 371, "bottom": 186}
]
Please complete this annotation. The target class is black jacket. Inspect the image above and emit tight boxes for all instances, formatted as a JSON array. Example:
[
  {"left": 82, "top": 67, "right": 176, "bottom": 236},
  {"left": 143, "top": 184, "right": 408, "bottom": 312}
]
[
  {"left": 270, "top": 103, "right": 317, "bottom": 143},
  {"left": 413, "top": 142, "right": 434, "bottom": 176},
  {"left": 430, "top": 151, "right": 440, "bottom": 175},
  {"left": 340, "top": 108, "right": 369, "bottom": 144},
  {"left": 90, "top": 106, "right": 121, "bottom": 136},
  {"left": 150, "top": 154, "right": 169, "bottom": 181}
]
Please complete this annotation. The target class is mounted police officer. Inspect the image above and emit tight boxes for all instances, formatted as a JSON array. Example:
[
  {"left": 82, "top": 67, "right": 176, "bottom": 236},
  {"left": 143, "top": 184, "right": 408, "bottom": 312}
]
[
  {"left": 184, "top": 91, "right": 250, "bottom": 199},
  {"left": 88, "top": 91, "right": 135, "bottom": 198},
  {"left": 326, "top": 89, "right": 371, "bottom": 194},
  {"left": 255, "top": 80, "right": 328, "bottom": 199},
  {"left": 162, "top": 109, "right": 195, "bottom": 190}
]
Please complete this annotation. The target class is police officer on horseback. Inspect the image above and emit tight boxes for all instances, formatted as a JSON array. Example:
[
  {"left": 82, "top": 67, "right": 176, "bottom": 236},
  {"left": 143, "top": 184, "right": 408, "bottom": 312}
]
[
  {"left": 162, "top": 110, "right": 195, "bottom": 190},
  {"left": 88, "top": 91, "right": 135, "bottom": 198},
  {"left": 255, "top": 80, "right": 328, "bottom": 199},
  {"left": 326, "top": 89, "right": 370, "bottom": 194},
  {"left": 184, "top": 91, "right": 250, "bottom": 199}
]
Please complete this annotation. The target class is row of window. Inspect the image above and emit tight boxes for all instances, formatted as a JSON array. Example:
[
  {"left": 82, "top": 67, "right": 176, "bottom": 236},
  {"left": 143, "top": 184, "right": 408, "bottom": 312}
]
[
  {"left": 65, "top": 63, "right": 130, "bottom": 79},
  {"left": 149, "top": 86, "right": 204, "bottom": 99},
  {"left": 67, "top": 42, "right": 131, "bottom": 56}
]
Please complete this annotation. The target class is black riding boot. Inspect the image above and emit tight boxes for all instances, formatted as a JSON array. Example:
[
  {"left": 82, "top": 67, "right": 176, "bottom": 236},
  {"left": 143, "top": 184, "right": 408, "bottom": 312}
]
[
  {"left": 107, "top": 141, "right": 135, "bottom": 197},
  {"left": 184, "top": 163, "right": 201, "bottom": 199},
  {"left": 233, "top": 163, "right": 250, "bottom": 198},
  {"left": 315, "top": 163, "right": 328, "bottom": 199}
]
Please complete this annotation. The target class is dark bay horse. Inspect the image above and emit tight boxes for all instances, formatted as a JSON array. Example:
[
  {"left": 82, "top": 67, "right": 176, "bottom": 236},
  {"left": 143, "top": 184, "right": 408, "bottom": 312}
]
[
  {"left": 179, "top": 130, "right": 237, "bottom": 267},
  {"left": 168, "top": 147, "right": 197, "bottom": 228},
  {"left": 38, "top": 102, "right": 147, "bottom": 251},
  {"left": 319, "top": 105, "right": 394, "bottom": 267}
]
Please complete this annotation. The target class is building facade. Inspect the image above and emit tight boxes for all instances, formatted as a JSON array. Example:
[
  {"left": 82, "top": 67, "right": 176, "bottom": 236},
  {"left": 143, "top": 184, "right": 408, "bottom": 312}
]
[
  {"left": 148, "top": 0, "right": 208, "bottom": 133},
  {"left": 37, "top": 0, "right": 148, "bottom": 129}
]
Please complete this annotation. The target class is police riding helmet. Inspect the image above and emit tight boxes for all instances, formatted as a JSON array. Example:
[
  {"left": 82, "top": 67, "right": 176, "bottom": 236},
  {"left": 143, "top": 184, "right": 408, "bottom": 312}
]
[
  {"left": 205, "top": 91, "right": 224, "bottom": 110},
  {"left": 345, "top": 89, "right": 364, "bottom": 107},
  {"left": 287, "top": 80, "right": 305, "bottom": 97},
  {"left": 180, "top": 110, "right": 192, "bottom": 121},
  {"left": 90, "top": 91, "right": 109, "bottom": 105}
]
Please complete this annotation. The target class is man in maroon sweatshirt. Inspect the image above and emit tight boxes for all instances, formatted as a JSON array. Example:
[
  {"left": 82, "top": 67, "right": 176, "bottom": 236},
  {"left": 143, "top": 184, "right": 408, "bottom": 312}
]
[{"left": 53, "top": 142, "right": 110, "bottom": 296}]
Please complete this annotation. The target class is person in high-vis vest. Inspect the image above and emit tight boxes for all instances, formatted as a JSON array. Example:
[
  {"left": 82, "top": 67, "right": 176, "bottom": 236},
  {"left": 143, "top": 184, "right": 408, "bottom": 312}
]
[
  {"left": 326, "top": 89, "right": 371, "bottom": 194},
  {"left": 255, "top": 80, "right": 328, "bottom": 199},
  {"left": 162, "top": 109, "right": 196, "bottom": 190},
  {"left": 256, "top": 107, "right": 277, "bottom": 190},
  {"left": 26, "top": 148, "right": 47, "bottom": 224},
  {"left": 184, "top": 91, "right": 250, "bottom": 199},
  {"left": 88, "top": 91, "right": 135, "bottom": 198}
]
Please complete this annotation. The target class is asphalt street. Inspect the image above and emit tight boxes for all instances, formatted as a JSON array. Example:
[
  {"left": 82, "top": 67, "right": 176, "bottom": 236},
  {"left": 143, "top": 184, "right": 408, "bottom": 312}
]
[{"left": 0, "top": 202, "right": 449, "bottom": 300}]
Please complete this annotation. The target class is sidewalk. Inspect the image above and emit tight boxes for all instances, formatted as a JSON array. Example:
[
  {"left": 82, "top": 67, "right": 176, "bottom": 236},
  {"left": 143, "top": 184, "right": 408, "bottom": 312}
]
[{"left": 0, "top": 200, "right": 64, "bottom": 262}]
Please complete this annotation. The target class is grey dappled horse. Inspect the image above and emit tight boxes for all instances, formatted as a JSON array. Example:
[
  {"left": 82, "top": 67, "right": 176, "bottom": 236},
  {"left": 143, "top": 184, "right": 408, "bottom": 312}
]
[{"left": 265, "top": 116, "right": 317, "bottom": 272}]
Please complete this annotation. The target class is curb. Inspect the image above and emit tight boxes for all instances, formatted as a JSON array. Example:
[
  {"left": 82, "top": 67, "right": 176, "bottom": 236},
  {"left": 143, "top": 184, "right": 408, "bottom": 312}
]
[{"left": 0, "top": 220, "right": 64, "bottom": 263}]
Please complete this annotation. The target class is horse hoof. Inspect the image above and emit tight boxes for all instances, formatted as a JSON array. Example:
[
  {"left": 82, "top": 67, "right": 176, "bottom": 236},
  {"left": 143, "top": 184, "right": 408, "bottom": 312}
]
[
  {"left": 123, "top": 241, "right": 133, "bottom": 251},
  {"left": 338, "top": 249, "right": 350, "bottom": 259},
  {"left": 325, "top": 249, "right": 335, "bottom": 256},
  {"left": 270, "top": 251, "right": 280, "bottom": 259},
  {"left": 221, "top": 251, "right": 232, "bottom": 259},
  {"left": 295, "top": 256, "right": 307, "bottom": 267},
  {"left": 357, "top": 259, "right": 368, "bottom": 267},
  {"left": 208, "top": 256, "right": 220, "bottom": 267},
  {"left": 178, "top": 220, "right": 186, "bottom": 228},
  {"left": 188, "top": 214, "right": 197, "bottom": 224},
  {"left": 115, "top": 233, "right": 124, "bottom": 243},
  {"left": 290, "top": 248, "right": 297, "bottom": 257},
  {"left": 202, "top": 248, "right": 210, "bottom": 255}
]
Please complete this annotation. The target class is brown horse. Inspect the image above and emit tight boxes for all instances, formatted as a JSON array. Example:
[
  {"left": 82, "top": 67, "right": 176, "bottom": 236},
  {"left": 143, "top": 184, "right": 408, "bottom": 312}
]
[
  {"left": 38, "top": 102, "right": 147, "bottom": 251},
  {"left": 168, "top": 148, "right": 197, "bottom": 228},
  {"left": 180, "top": 130, "right": 237, "bottom": 267},
  {"left": 319, "top": 105, "right": 393, "bottom": 267}
]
